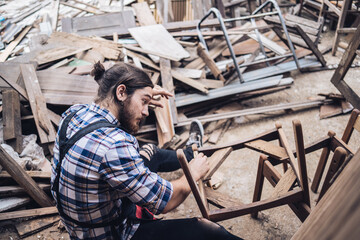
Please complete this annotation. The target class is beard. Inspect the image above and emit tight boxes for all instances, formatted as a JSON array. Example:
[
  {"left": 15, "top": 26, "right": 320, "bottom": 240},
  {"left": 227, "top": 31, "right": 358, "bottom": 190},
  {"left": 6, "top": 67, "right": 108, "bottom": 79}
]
[{"left": 117, "top": 97, "right": 144, "bottom": 134}]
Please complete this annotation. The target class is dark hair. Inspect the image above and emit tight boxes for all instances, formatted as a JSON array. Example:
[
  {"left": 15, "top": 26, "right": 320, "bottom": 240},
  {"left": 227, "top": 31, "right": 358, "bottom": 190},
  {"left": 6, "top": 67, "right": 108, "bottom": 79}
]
[{"left": 91, "top": 61, "right": 154, "bottom": 104}]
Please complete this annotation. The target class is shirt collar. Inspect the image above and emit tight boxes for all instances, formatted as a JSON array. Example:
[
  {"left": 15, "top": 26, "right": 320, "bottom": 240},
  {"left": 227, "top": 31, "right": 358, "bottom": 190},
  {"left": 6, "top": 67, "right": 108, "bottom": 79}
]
[{"left": 88, "top": 102, "right": 119, "bottom": 125}]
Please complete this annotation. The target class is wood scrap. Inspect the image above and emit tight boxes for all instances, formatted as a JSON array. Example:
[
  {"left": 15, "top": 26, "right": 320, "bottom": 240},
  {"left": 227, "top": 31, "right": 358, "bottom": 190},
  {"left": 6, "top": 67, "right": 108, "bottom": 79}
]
[
  {"left": 197, "top": 43, "right": 226, "bottom": 82},
  {"left": 15, "top": 215, "right": 60, "bottom": 238},
  {"left": 0, "top": 25, "right": 31, "bottom": 62},
  {"left": 132, "top": 2, "right": 157, "bottom": 26},
  {"left": 0, "top": 197, "right": 31, "bottom": 213}
]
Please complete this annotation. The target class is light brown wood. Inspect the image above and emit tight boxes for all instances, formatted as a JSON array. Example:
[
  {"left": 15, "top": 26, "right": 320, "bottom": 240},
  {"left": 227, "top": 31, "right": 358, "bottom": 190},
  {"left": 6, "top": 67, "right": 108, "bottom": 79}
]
[
  {"left": 0, "top": 170, "right": 51, "bottom": 179},
  {"left": 35, "top": 46, "right": 91, "bottom": 65},
  {"left": 21, "top": 64, "right": 56, "bottom": 143},
  {"left": 16, "top": 215, "right": 60, "bottom": 238},
  {"left": 271, "top": 168, "right": 297, "bottom": 198},
  {"left": 197, "top": 43, "right": 225, "bottom": 82},
  {"left": 245, "top": 139, "right": 288, "bottom": 160},
  {"left": 132, "top": 2, "right": 157, "bottom": 26},
  {"left": 160, "top": 58, "right": 178, "bottom": 124},
  {"left": 0, "top": 26, "right": 32, "bottom": 62},
  {"left": 204, "top": 147, "right": 232, "bottom": 180},
  {"left": 171, "top": 70, "right": 208, "bottom": 93},
  {"left": 0, "top": 145, "right": 53, "bottom": 207},
  {"left": 0, "top": 206, "right": 57, "bottom": 221},
  {"left": 205, "top": 187, "right": 243, "bottom": 208}
]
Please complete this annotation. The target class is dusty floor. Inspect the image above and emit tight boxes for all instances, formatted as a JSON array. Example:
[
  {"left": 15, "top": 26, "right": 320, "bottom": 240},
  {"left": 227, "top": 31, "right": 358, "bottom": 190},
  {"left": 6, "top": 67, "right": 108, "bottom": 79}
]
[{"left": 1, "top": 32, "right": 359, "bottom": 240}]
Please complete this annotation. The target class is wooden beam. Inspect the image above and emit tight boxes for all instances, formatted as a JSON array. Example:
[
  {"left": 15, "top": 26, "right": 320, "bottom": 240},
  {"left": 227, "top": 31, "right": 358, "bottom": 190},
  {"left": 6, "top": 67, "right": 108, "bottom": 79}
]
[
  {"left": 0, "top": 26, "right": 31, "bottom": 62},
  {"left": 0, "top": 145, "right": 53, "bottom": 207},
  {"left": 197, "top": 43, "right": 225, "bottom": 82}
]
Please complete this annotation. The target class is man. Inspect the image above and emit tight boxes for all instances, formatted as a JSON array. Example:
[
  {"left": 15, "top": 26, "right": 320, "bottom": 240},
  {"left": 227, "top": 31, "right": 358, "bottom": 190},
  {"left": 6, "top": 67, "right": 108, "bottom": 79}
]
[{"left": 51, "top": 62, "right": 242, "bottom": 240}]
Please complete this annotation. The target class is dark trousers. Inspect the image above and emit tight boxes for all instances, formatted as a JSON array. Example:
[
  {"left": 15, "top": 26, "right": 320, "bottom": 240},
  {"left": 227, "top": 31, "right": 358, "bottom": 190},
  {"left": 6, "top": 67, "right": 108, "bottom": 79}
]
[
  {"left": 137, "top": 148, "right": 244, "bottom": 240},
  {"left": 141, "top": 146, "right": 194, "bottom": 172}
]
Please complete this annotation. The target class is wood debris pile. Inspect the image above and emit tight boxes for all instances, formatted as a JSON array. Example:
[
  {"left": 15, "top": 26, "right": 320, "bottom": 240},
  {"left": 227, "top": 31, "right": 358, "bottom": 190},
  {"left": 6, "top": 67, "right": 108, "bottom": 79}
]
[{"left": 0, "top": 0, "right": 358, "bottom": 238}]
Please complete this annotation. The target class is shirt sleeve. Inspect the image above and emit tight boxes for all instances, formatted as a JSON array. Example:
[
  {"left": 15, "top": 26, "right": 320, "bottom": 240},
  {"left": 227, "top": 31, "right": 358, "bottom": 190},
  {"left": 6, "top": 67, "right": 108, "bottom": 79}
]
[{"left": 99, "top": 139, "right": 173, "bottom": 215}]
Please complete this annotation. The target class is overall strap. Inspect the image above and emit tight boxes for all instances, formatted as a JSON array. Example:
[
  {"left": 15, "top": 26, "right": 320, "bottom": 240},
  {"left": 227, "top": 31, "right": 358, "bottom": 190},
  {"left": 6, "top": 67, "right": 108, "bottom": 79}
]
[{"left": 52, "top": 110, "right": 122, "bottom": 228}]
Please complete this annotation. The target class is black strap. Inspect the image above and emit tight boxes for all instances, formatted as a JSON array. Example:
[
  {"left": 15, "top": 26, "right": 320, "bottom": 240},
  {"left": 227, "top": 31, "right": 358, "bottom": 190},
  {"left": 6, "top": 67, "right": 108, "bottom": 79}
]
[{"left": 52, "top": 110, "right": 134, "bottom": 228}]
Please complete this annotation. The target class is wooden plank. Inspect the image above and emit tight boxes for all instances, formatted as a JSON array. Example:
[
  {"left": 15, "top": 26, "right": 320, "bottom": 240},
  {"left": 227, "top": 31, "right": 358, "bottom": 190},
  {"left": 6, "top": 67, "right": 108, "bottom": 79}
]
[
  {"left": 205, "top": 187, "right": 243, "bottom": 208},
  {"left": 209, "top": 189, "right": 303, "bottom": 222},
  {"left": 248, "top": 33, "right": 287, "bottom": 55},
  {"left": 50, "top": 0, "right": 60, "bottom": 31},
  {"left": 60, "top": 1, "right": 100, "bottom": 14},
  {"left": 198, "top": 79, "right": 224, "bottom": 89},
  {"left": 245, "top": 139, "right": 288, "bottom": 160},
  {"left": 222, "top": 38, "right": 265, "bottom": 56},
  {"left": 271, "top": 168, "right": 297, "bottom": 198},
  {"left": 0, "top": 26, "right": 31, "bottom": 62},
  {"left": 0, "top": 184, "right": 50, "bottom": 197},
  {"left": 132, "top": 2, "right": 157, "bottom": 26},
  {"left": 0, "top": 145, "right": 53, "bottom": 207},
  {"left": 0, "top": 170, "right": 51, "bottom": 179},
  {"left": 154, "top": 96, "right": 175, "bottom": 147},
  {"left": 171, "top": 70, "right": 208, "bottom": 93},
  {"left": 128, "top": 24, "right": 190, "bottom": 62},
  {"left": 2, "top": 90, "right": 23, "bottom": 153},
  {"left": 0, "top": 207, "right": 57, "bottom": 221},
  {"left": 125, "top": 49, "right": 160, "bottom": 71},
  {"left": 160, "top": 58, "right": 178, "bottom": 124},
  {"left": 16, "top": 215, "right": 60, "bottom": 238},
  {"left": 21, "top": 64, "right": 56, "bottom": 143},
  {"left": 285, "top": 14, "right": 321, "bottom": 30},
  {"left": 172, "top": 68, "right": 203, "bottom": 79},
  {"left": 34, "top": 46, "right": 91, "bottom": 65},
  {"left": 0, "top": 197, "right": 30, "bottom": 213},
  {"left": 204, "top": 147, "right": 232, "bottom": 180},
  {"left": 197, "top": 43, "right": 225, "bottom": 82}
]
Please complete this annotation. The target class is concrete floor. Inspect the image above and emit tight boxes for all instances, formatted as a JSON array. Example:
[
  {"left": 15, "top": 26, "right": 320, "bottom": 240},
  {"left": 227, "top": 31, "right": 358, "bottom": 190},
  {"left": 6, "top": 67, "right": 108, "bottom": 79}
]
[{"left": 1, "top": 32, "right": 359, "bottom": 240}]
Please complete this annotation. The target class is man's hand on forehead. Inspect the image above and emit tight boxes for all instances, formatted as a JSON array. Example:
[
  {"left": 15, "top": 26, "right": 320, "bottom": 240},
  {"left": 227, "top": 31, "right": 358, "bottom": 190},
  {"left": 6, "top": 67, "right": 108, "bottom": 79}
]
[{"left": 149, "top": 85, "right": 173, "bottom": 108}]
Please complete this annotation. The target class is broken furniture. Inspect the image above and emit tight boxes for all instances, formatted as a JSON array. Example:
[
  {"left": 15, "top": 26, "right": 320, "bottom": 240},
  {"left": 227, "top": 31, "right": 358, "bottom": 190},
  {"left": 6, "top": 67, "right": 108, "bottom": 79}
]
[
  {"left": 197, "top": 0, "right": 300, "bottom": 83},
  {"left": 319, "top": 0, "right": 360, "bottom": 55},
  {"left": 291, "top": 148, "right": 360, "bottom": 240},
  {"left": 330, "top": 24, "right": 360, "bottom": 110},
  {"left": 310, "top": 108, "right": 359, "bottom": 200},
  {"left": 176, "top": 120, "right": 310, "bottom": 222},
  {"left": 264, "top": 14, "right": 327, "bottom": 67}
]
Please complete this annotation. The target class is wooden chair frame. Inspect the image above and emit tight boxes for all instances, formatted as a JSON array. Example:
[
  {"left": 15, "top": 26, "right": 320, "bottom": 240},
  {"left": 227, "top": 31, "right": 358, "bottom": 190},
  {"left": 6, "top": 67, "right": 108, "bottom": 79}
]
[{"left": 176, "top": 120, "right": 310, "bottom": 222}]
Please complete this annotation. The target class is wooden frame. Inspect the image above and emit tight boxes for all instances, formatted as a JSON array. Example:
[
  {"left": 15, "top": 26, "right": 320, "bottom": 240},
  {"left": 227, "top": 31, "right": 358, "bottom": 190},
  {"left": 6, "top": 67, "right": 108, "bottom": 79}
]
[
  {"left": 310, "top": 109, "right": 359, "bottom": 200},
  {"left": 330, "top": 25, "right": 360, "bottom": 110},
  {"left": 176, "top": 120, "right": 310, "bottom": 222}
]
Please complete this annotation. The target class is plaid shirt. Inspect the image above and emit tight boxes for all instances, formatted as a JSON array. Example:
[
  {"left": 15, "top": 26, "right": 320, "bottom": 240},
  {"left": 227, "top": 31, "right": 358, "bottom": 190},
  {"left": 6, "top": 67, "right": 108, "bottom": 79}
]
[{"left": 51, "top": 103, "right": 173, "bottom": 240}]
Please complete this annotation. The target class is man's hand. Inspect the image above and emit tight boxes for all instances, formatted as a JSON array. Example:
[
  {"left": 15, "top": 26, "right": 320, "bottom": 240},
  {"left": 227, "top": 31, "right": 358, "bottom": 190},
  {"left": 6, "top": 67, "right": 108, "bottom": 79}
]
[
  {"left": 188, "top": 153, "right": 209, "bottom": 181},
  {"left": 150, "top": 85, "right": 173, "bottom": 108}
]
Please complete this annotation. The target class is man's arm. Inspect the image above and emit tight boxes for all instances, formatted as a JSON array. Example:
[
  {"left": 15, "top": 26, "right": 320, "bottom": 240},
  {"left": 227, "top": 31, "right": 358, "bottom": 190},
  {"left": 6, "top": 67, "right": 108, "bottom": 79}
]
[{"left": 162, "top": 153, "right": 209, "bottom": 213}]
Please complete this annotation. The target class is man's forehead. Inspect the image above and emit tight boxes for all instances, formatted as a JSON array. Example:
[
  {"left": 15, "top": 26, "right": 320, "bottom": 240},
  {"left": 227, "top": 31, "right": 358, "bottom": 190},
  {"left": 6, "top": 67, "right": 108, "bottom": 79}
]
[{"left": 135, "top": 87, "right": 153, "bottom": 98}]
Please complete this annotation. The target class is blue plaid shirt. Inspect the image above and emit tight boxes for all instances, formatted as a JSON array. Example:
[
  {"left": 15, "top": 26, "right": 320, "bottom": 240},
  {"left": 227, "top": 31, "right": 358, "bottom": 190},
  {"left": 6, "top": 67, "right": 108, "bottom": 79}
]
[{"left": 51, "top": 103, "right": 173, "bottom": 240}]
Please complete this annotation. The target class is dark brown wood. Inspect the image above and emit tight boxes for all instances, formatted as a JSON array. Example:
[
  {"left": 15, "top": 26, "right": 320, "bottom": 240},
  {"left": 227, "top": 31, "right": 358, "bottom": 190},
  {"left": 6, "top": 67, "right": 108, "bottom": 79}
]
[
  {"left": 291, "top": 149, "right": 360, "bottom": 240},
  {"left": 0, "top": 145, "right": 53, "bottom": 207},
  {"left": 341, "top": 109, "right": 360, "bottom": 143},
  {"left": 2, "top": 90, "right": 23, "bottom": 153},
  {"left": 311, "top": 146, "right": 331, "bottom": 193},
  {"left": 0, "top": 206, "right": 57, "bottom": 221},
  {"left": 209, "top": 189, "right": 303, "bottom": 222},
  {"left": 204, "top": 147, "right": 232, "bottom": 180},
  {"left": 293, "top": 120, "right": 310, "bottom": 207},
  {"left": 330, "top": 25, "right": 360, "bottom": 109},
  {"left": 0, "top": 184, "right": 50, "bottom": 197},
  {"left": 0, "top": 170, "right": 51, "bottom": 179},
  {"left": 251, "top": 155, "right": 267, "bottom": 218},
  {"left": 176, "top": 149, "right": 209, "bottom": 219},
  {"left": 318, "top": 147, "right": 347, "bottom": 201},
  {"left": 294, "top": 25, "right": 326, "bottom": 67}
]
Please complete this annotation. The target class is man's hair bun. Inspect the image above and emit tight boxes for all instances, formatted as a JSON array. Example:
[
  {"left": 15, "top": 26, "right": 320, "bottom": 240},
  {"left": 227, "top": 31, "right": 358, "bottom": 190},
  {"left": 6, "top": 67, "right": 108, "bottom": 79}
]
[{"left": 91, "top": 61, "right": 105, "bottom": 82}]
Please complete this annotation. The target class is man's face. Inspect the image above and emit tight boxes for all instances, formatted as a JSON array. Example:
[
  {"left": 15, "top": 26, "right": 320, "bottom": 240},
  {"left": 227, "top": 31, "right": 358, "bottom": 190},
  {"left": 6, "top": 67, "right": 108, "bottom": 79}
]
[{"left": 118, "top": 87, "right": 152, "bottom": 134}]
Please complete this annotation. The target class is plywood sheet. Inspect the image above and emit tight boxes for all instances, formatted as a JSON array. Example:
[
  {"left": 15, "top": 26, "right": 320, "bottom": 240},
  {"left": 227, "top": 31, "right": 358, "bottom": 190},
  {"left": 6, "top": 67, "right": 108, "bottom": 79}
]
[{"left": 128, "top": 24, "right": 190, "bottom": 62}]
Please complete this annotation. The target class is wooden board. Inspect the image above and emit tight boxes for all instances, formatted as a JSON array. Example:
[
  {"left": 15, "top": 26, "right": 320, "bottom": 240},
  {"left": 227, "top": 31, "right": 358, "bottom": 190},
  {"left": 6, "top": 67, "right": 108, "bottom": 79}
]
[
  {"left": 204, "top": 147, "right": 233, "bottom": 180},
  {"left": 0, "top": 207, "right": 57, "bottom": 221},
  {"left": 34, "top": 46, "right": 91, "bottom": 65},
  {"left": 160, "top": 58, "right": 178, "bottom": 124},
  {"left": 245, "top": 139, "right": 288, "bottom": 160},
  {"left": 0, "top": 26, "right": 31, "bottom": 62},
  {"left": 0, "top": 184, "right": 50, "bottom": 197},
  {"left": 16, "top": 215, "right": 60, "bottom": 238},
  {"left": 21, "top": 64, "right": 56, "bottom": 143},
  {"left": 132, "top": 2, "right": 157, "bottom": 26},
  {"left": 172, "top": 67, "right": 203, "bottom": 79},
  {"left": 248, "top": 33, "right": 287, "bottom": 55},
  {"left": 128, "top": 24, "right": 190, "bottom": 62},
  {"left": 222, "top": 38, "right": 267, "bottom": 56},
  {"left": 0, "top": 170, "right": 51, "bottom": 179},
  {"left": 271, "top": 168, "right": 297, "bottom": 198},
  {"left": 62, "top": 11, "right": 136, "bottom": 37},
  {"left": 171, "top": 69, "right": 208, "bottom": 93}
]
